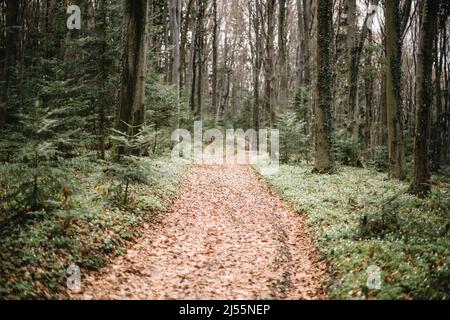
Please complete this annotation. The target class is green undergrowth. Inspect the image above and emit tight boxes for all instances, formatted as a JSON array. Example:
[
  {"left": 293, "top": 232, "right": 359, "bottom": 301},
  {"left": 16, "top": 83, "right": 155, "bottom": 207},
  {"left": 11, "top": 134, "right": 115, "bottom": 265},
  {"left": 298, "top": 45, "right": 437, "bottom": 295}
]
[
  {"left": 255, "top": 163, "right": 449, "bottom": 300},
  {"left": 0, "top": 155, "right": 187, "bottom": 299}
]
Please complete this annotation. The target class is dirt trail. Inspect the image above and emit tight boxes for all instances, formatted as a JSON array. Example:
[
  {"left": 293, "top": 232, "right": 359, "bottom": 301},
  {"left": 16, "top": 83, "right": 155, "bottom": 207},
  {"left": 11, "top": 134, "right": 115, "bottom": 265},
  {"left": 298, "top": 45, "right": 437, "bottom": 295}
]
[{"left": 74, "top": 164, "right": 327, "bottom": 300}]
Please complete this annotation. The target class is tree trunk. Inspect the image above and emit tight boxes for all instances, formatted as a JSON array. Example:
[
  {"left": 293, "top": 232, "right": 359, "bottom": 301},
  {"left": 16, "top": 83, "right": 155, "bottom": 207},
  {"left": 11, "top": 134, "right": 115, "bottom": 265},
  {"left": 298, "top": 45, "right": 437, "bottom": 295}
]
[
  {"left": 169, "top": 0, "right": 181, "bottom": 94},
  {"left": 347, "top": 1, "right": 379, "bottom": 138},
  {"left": 409, "top": 0, "right": 440, "bottom": 197},
  {"left": 169, "top": 0, "right": 181, "bottom": 130},
  {"left": 263, "top": 0, "right": 276, "bottom": 127},
  {"left": 431, "top": 18, "right": 446, "bottom": 171},
  {"left": 385, "top": 0, "right": 406, "bottom": 180},
  {"left": 97, "top": 0, "right": 108, "bottom": 160},
  {"left": 0, "top": 0, "right": 20, "bottom": 129},
  {"left": 248, "top": 0, "right": 264, "bottom": 132},
  {"left": 278, "top": 0, "right": 288, "bottom": 111},
  {"left": 212, "top": 0, "right": 219, "bottom": 116},
  {"left": 113, "top": 0, "right": 149, "bottom": 161},
  {"left": 296, "top": 0, "right": 304, "bottom": 86},
  {"left": 180, "top": 0, "right": 194, "bottom": 89},
  {"left": 313, "top": 0, "right": 335, "bottom": 173},
  {"left": 190, "top": 0, "right": 206, "bottom": 120},
  {"left": 302, "top": 0, "right": 312, "bottom": 86}
]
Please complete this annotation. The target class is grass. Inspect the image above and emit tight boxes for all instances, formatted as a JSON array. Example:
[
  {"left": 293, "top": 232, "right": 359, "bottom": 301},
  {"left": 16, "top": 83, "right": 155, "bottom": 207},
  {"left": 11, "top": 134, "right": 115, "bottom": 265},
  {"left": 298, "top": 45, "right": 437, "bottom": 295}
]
[
  {"left": 0, "top": 155, "right": 187, "bottom": 299},
  {"left": 255, "top": 163, "right": 450, "bottom": 300}
]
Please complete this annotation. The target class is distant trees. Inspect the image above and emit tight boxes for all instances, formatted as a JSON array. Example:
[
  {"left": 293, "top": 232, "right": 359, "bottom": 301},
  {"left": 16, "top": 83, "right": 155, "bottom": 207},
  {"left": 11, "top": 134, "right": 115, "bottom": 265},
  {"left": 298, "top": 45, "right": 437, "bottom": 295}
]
[{"left": 0, "top": 0, "right": 448, "bottom": 199}]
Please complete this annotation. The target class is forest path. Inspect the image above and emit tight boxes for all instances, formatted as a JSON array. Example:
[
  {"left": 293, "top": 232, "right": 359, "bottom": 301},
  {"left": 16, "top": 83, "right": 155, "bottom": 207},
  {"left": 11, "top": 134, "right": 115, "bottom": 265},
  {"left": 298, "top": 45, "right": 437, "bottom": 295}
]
[{"left": 74, "top": 164, "right": 327, "bottom": 300}]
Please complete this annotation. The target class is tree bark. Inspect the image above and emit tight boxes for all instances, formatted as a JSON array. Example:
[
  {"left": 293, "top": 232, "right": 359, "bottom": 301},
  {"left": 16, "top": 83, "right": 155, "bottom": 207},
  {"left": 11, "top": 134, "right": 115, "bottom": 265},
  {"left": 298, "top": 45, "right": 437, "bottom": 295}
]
[
  {"left": 169, "top": 0, "right": 181, "bottom": 93},
  {"left": 212, "top": 0, "right": 219, "bottom": 116},
  {"left": 97, "top": 0, "right": 108, "bottom": 160},
  {"left": 113, "top": 0, "right": 149, "bottom": 161},
  {"left": 364, "top": 31, "right": 374, "bottom": 154},
  {"left": 385, "top": 0, "right": 406, "bottom": 180},
  {"left": 409, "top": 0, "right": 440, "bottom": 197},
  {"left": 0, "top": 0, "right": 20, "bottom": 129},
  {"left": 302, "top": 0, "right": 312, "bottom": 86},
  {"left": 313, "top": 0, "right": 335, "bottom": 173},
  {"left": 263, "top": 0, "right": 276, "bottom": 127},
  {"left": 278, "top": 0, "right": 288, "bottom": 111},
  {"left": 347, "top": 1, "right": 379, "bottom": 139},
  {"left": 180, "top": 0, "right": 194, "bottom": 89}
]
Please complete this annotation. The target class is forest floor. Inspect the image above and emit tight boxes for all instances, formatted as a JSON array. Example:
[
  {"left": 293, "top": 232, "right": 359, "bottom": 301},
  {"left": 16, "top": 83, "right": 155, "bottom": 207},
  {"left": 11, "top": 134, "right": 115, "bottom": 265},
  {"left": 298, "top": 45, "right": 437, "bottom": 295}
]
[
  {"left": 72, "top": 164, "right": 327, "bottom": 300},
  {"left": 257, "top": 163, "right": 450, "bottom": 300}
]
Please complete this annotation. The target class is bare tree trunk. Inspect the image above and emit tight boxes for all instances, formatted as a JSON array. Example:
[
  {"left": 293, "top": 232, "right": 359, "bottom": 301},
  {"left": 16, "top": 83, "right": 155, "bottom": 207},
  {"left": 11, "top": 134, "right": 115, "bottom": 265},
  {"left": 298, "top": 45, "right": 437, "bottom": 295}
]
[
  {"left": 97, "top": 0, "right": 108, "bottom": 160},
  {"left": 180, "top": 0, "right": 194, "bottom": 89},
  {"left": 169, "top": 0, "right": 181, "bottom": 93},
  {"left": 302, "top": 0, "right": 312, "bottom": 86},
  {"left": 313, "top": 0, "right": 335, "bottom": 173},
  {"left": 211, "top": 0, "right": 219, "bottom": 116},
  {"left": 442, "top": 21, "right": 449, "bottom": 164},
  {"left": 248, "top": 0, "right": 263, "bottom": 131},
  {"left": 190, "top": 0, "right": 206, "bottom": 120},
  {"left": 263, "top": 0, "right": 276, "bottom": 127},
  {"left": 409, "top": 0, "right": 440, "bottom": 197},
  {"left": 162, "top": 3, "right": 170, "bottom": 83},
  {"left": 278, "top": 0, "right": 288, "bottom": 111},
  {"left": 431, "top": 17, "right": 445, "bottom": 171},
  {"left": 113, "top": 0, "right": 149, "bottom": 161},
  {"left": 347, "top": 1, "right": 379, "bottom": 137},
  {"left": 364, "top": 31, "right": 374, "bottom": 155},
  {"left": 385, "top": 0, "right": 406, "bottom": 180},
  {"left": 0, "top": 0, "right": 20, "bottom": 129},
  {"left": 296, "top": 0, "right": 305, "bottom": 86},
  {"left": 169, "top": 0, "right": 181, "bottom": 130}
]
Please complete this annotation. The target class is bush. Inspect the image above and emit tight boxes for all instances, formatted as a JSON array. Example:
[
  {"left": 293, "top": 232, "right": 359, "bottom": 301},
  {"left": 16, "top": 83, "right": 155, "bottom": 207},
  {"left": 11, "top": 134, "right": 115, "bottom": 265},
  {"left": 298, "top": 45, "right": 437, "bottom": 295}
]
[
  {"left": 277, "top": 112, "right": 312, "bottom": 163},
  {"left": 367, "top": 146, "right": 389, "bottom": 172},
  {"left": 0, "top": 156, "right": 187, "bottom": 299},
  {"left": 333, "top": 128, "right": 363, "bottom": 167}
]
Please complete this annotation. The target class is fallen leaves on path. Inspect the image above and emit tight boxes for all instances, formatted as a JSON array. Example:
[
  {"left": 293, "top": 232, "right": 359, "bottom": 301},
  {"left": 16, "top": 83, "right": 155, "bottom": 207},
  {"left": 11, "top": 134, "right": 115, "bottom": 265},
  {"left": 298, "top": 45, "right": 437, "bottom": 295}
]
[{"left": 72, "top": 164, "right": 327, "bottom": 300}]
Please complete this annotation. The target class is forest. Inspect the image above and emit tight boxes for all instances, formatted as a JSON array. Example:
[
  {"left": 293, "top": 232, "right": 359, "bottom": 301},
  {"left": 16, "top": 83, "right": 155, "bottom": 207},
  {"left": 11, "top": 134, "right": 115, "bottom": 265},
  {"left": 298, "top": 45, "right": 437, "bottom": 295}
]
[{"left": 0, "top": 0, "right": 449, "bottom": 301}]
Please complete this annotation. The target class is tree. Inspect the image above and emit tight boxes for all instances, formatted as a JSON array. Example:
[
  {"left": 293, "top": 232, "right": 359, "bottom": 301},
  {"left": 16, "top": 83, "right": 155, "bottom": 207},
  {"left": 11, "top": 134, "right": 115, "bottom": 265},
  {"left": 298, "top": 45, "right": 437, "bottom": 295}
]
[
  {"left": 296, "top": 0, "right": 312, "bottom": 87},
  {"left": 0, "top": 0, "right": 20, "bottom": 129},
  {"left": 169, "top": 0, "right": 181, "bottom": 93},
  {"left": 347, "top": 1, "right": 379, "bottom": 139},
  {"left": 278, "top": 0, "right": 288, "bottom": 111},
  {"left": 263, "top": 0, "right": 276, "bottom": 127},
  {"left": 385, "top": 0, "right": 405, "bottom": 180},
  {"left": 113, "top": 0, "right": 149, "bottom": 161},
  {"left": 189, "top": 0, "right": 207, "bottom": 120},
  {"left": 302, "top": 0, "right": 312, "bottom": 86},
  {"left": 313, "top": 0, "right": 335, "bottom": 173},
  {"left": 248, "top": 0, "right": 264, "bottom": 132},
  {"left": 409, "top": 0, "right": 440, "bottom": 197},
  {"left": 212, "top": 0, "right": 219, "bottom": 115}
]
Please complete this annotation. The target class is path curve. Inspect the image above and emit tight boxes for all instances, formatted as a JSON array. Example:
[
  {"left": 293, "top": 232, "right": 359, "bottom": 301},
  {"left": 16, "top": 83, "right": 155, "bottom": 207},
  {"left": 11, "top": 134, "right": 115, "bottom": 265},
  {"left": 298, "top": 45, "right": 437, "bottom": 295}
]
[{"left": 74, "top": 164, "right": 327, "bottom": 300}]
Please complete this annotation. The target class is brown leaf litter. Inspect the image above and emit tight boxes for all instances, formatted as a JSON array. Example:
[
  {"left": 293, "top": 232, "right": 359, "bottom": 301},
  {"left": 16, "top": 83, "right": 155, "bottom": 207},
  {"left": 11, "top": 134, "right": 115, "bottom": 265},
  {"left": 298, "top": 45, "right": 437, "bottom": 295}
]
[{"left": 71, "top": 164, "right": 327, "bottom": 300}]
